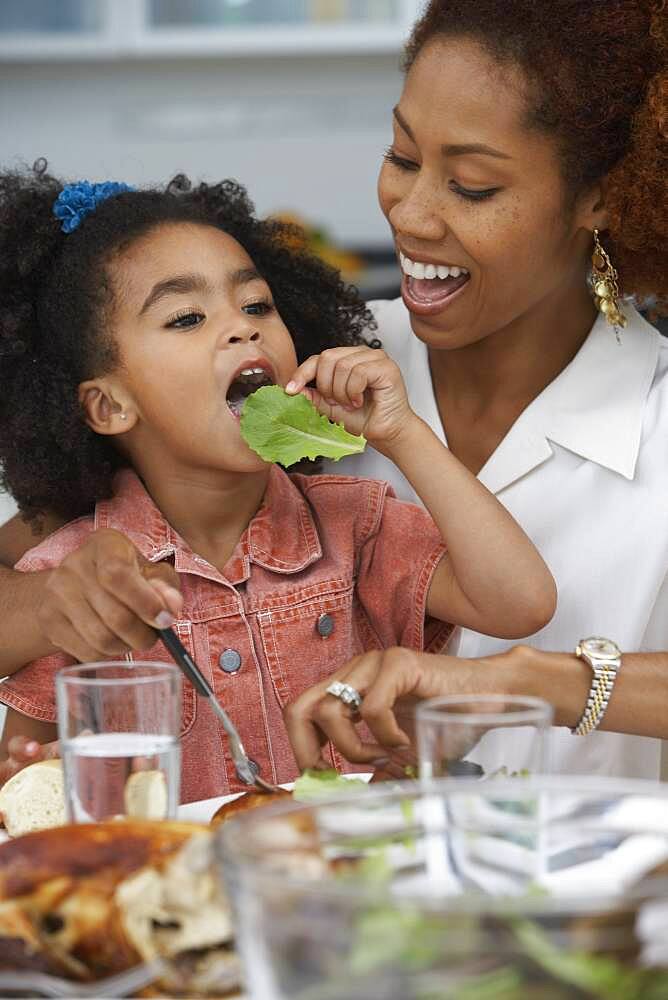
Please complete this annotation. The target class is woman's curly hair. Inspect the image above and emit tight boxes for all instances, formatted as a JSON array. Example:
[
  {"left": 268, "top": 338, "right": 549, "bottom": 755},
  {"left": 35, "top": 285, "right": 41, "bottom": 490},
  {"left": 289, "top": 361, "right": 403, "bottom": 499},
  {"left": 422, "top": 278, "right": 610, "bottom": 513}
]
[
  {"left": 0, "top": 164, "right": 376, "bottom": 522},
  {"left": 405, "top": 0, "right": 667, "bottom": 310}
]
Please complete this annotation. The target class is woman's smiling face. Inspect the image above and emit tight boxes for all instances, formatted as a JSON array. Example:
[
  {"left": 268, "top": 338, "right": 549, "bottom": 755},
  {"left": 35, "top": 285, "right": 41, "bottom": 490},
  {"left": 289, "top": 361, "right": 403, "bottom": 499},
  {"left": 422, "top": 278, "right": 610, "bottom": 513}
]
[{"left": 378, "top": 35, "right": 597, "bottom": 350}]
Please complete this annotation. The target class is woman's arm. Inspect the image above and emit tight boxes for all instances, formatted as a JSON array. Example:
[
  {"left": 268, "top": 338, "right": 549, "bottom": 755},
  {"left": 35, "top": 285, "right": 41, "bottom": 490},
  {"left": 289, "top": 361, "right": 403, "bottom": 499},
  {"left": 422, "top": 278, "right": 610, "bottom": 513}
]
[
  {"left": 516, "top": 645, "right": 668, "bottom": 739},
  {"left": 0, "top": 514, "right": 61, "bottom": 673},
  {"left": 0, "top": 514, "right": 184, "bottom": 675},
  {"left": 284, "top": 645, "right": 668, "bottom": 770}
]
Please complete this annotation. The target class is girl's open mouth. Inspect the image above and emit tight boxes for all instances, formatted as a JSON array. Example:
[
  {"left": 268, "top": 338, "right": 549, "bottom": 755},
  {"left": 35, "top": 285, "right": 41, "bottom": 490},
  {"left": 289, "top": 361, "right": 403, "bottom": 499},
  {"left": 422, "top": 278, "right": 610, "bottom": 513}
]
[
  {"left": 226, "top": 367, "right": 275, "bottom": 419},
  {"left": 399, "top": 251, "right": 471, "bottom": 316}
]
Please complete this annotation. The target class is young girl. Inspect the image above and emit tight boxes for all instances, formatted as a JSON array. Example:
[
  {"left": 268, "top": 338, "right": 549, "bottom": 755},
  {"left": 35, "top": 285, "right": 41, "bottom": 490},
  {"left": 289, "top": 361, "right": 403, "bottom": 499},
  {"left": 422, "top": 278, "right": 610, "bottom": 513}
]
[{"left": 0, "top": 165, "right": 555, "bottom": 801}]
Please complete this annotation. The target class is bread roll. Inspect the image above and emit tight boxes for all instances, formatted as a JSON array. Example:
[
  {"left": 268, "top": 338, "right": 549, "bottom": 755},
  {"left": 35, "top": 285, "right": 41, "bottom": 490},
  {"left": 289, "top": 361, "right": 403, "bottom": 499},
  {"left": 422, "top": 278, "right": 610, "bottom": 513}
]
[
  {"left": 0, "top": 761, "right": 175, "bottom": 837},
  {"left": 124, "top": 769, "right": 168, "bottom": 820},
  {"left": 0, "top": 759, "right": 65, "bottom": 837}
]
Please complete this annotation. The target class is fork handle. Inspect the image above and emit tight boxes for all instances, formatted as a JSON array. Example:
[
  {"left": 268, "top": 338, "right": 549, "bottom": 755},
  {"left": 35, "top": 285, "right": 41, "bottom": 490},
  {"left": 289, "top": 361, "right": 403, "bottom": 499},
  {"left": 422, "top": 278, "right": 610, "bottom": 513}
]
[
  {"left": 157, "top": 627, "right": 257, "bottom": 785},
  {"left": 158, "top": 627, "right": 213, "bottom": 698}
]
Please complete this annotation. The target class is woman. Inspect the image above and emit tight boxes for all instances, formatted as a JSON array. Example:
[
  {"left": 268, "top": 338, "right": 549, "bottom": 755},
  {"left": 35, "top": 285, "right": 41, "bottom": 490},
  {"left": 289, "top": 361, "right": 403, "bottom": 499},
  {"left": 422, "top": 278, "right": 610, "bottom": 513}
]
[
  {"left": 285, "top": 0, "right": 668, "bottom": 777},
  {"left": 0, "top": 0, "right": 666, "bottom": 783}
]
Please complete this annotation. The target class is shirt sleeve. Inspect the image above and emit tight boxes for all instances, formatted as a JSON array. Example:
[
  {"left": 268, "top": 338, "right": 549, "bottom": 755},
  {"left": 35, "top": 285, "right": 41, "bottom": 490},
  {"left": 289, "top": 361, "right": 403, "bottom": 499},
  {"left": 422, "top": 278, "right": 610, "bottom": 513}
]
[
  {"left": 355, "top": 491, "right": 453, "bottom": 653},
  {"left": 0, "top": 651, "right": 74, "bottom": 723}
]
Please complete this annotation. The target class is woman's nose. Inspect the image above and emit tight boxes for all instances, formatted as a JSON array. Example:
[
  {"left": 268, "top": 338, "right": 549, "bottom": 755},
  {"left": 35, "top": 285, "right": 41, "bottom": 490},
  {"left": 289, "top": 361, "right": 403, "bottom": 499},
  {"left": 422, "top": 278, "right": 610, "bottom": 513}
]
[{"left": 388, "top": 175, "right": 449, "bottom": 243}]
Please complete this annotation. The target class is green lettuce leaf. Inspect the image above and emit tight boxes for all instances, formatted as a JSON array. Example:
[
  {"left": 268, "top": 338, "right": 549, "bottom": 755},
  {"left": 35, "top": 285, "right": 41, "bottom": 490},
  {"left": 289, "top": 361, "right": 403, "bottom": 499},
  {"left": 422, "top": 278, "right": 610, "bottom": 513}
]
[
  {"left": 240, "top": 385, "right": 366, "bottom": 466},
  {"left": 292, "top": 768, "right": 368, "bottom": 801}
]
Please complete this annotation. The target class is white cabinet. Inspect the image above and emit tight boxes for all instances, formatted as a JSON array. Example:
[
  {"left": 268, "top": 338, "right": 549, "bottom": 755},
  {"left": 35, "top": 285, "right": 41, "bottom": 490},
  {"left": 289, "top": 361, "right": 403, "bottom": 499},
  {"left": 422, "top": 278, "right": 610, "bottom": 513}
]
[{"left": 0, "top": 0, "right": 424, "bottom": 60}]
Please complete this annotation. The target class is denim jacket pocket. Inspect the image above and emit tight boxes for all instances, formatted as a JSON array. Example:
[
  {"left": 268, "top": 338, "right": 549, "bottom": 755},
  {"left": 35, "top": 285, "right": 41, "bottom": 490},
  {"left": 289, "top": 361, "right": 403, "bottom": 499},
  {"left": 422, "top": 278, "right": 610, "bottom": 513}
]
[
  {"left": 257, "top": 585, "right": 356, "bottom": 707},
  {"left": 127, "top": 621, "right": 197, "bottom": 737}
]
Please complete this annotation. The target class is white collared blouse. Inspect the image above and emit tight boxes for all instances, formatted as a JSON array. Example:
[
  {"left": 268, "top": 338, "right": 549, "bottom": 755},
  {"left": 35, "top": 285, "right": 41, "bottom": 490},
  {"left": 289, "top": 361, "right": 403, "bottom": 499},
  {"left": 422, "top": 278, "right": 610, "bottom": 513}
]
[{"left": 328, "top": 299, "right": 668, "bottom": 779}]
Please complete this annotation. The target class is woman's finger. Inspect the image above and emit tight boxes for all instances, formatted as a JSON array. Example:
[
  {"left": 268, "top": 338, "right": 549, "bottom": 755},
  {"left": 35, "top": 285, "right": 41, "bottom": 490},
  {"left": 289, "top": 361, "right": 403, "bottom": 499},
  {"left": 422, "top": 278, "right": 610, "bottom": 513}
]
[
  {"left": 96, "top": 556, "right": 180, "bottom": 628},
  {"left": 284, "top": 699, "right": 331, "bottom": 771},
  {"left": 56, "top": 593, "right": 133, "bottom": 658},
  {"left": 357, "top": 648, "right": 429, "bottom": 747},
  {"left": 310, "top": 694, "right": 385, "bottom": 764},
  {"left": 83, "top": 585, "right": 161, "bottom": 652},
  {"left": 39, "top": 608, "right": 112, "bottom": 663}
]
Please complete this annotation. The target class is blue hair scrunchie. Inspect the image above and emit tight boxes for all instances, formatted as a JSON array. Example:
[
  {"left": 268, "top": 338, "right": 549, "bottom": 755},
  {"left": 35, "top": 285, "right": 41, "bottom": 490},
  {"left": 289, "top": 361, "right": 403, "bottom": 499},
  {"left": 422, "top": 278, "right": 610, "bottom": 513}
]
[{"left": 53, "top": 180, "right": 135, "bottom": 234}]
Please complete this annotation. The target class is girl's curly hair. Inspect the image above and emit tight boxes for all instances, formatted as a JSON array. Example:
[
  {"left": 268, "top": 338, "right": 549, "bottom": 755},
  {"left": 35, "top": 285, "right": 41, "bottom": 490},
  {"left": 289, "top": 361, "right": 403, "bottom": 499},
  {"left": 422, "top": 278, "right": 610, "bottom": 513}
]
[
  {"left": 405, "top": 0, "right": 667, "bottom": 311},
  {"left": 0, "top": 164, "right": 376, "bottom": 523}
]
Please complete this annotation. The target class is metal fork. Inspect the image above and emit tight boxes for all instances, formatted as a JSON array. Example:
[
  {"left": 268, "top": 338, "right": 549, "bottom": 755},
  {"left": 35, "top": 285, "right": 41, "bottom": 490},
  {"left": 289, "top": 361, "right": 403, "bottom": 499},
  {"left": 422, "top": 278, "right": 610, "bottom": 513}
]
[
  {"left": 158, "top": 627, "right": 282, "bottom": 793},
  {"left": 0, "top": 958, "right": 166, "bottom": 998}
]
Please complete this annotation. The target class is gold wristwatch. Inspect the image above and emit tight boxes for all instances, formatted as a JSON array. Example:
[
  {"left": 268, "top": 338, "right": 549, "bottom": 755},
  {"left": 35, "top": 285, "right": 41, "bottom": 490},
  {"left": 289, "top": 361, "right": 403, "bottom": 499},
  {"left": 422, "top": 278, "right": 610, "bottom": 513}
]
[{"left": 572, "top": 637, "right": 622, "bottom": 736}]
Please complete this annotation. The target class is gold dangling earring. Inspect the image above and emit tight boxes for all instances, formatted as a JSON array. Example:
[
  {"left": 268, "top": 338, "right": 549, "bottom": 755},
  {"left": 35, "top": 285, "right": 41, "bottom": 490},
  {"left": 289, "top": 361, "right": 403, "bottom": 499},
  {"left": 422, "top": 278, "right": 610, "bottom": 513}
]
[{"left": 591, "top": 229, "right": 626, "bottom": 342}]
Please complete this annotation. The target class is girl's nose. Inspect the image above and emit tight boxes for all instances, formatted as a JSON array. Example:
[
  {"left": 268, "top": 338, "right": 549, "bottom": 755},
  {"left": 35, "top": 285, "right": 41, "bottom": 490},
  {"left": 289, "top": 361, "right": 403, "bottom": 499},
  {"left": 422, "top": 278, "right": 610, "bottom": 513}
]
[{"left": 221, "top": 323, "right": 261, "bottom": 347}]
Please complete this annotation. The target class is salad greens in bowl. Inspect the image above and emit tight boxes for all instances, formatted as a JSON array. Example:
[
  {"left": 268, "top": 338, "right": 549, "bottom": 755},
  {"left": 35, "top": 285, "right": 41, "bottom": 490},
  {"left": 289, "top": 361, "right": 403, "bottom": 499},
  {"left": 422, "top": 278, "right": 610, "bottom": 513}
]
[{"left": 216, "top": 775, "right": 668, "bottom": 1000}]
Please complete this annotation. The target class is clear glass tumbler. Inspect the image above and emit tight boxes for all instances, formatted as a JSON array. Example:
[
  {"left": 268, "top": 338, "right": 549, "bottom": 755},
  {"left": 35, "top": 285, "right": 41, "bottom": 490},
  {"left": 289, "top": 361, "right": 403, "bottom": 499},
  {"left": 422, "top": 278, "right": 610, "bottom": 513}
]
[
  {"left": 416, "top": 693, "right": 554, "bottom": 780},
  {"left": 56, "top": 661, "right": 181, "bottom": 823}
]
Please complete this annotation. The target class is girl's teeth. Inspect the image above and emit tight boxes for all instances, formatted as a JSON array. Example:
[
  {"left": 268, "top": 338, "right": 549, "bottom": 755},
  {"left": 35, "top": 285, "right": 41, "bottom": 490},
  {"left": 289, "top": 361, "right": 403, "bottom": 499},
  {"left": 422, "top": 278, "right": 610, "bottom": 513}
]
[
  {"left": 449, "top": 266, "right": 461, "bottom": 278},
  {"left": 412, "top": 262, "right": 426, "bottom": 279},
  {"left": 437, "top": 265, "right": 451, "bottom": 280},
  {"left": 424, "top": 264, "right": 436, "bottom": 279}
]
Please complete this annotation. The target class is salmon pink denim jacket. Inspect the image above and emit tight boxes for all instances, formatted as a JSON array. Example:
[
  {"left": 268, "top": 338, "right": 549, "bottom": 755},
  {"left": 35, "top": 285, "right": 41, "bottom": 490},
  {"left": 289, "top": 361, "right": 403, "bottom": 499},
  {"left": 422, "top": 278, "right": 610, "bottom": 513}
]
[{"left": 0, "top": 467, "right": 452, "bottom": 802}]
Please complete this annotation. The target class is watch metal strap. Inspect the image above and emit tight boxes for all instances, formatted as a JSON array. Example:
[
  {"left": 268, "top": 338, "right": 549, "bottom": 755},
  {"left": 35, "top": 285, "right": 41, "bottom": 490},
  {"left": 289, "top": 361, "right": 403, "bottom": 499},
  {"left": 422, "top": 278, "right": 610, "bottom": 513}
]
[{"left": 572, "top": 659, "right": 620, "bottom": 736}]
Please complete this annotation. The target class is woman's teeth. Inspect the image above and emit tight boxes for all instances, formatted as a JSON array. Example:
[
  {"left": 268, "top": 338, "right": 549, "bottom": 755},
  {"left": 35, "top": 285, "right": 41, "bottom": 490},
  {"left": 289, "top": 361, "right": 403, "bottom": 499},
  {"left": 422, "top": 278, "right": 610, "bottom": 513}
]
[{"left": 399, "top": 251, "right": 469, "bottom": 280}]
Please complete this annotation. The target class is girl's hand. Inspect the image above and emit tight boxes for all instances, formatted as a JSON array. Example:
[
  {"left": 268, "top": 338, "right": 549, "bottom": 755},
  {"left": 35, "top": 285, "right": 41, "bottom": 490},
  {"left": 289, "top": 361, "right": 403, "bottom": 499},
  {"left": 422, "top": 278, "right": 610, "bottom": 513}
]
[
  {"left": 0, "top": 735, "right": 60, "bottom": 789},
  {"left": 285, "top": 347, "right": 417, "bottom": 453},
  {"left": 284, "top": 647, "right": 519, "bottom": 773},
  {"left": 38, "top": 528, "right": 183, "bottom": 663}
]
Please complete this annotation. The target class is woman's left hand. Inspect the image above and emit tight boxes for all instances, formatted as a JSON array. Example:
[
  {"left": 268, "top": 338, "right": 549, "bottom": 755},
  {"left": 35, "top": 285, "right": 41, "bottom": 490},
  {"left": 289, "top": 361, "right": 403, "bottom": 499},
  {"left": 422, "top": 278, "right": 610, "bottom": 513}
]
[{"left": 285, "top": 346, "right": 417, "bottom": 452}]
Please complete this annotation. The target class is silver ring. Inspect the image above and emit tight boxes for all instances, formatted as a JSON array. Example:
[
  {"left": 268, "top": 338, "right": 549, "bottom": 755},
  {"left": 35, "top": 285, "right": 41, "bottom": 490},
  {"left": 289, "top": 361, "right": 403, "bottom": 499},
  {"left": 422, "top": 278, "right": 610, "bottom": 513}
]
[{"left": 325, "top": 680, "right": 362, "bottom": 711}]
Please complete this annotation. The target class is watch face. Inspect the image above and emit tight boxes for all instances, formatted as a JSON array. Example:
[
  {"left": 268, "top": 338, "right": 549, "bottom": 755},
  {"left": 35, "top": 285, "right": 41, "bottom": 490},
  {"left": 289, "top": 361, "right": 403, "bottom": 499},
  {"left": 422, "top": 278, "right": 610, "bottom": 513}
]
[{"left": 583, "top": 637, "right": 619, "bottom": 657}]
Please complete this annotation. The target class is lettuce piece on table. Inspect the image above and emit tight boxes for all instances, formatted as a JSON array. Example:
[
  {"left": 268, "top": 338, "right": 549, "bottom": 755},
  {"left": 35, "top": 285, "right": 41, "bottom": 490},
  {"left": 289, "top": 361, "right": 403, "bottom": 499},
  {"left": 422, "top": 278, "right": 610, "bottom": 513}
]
[
  {"left": 292, "top": 768, "right": 368, "bottom": 801},
  {"left": 240, "top": 385, "right": 366, "bottom": 466}
]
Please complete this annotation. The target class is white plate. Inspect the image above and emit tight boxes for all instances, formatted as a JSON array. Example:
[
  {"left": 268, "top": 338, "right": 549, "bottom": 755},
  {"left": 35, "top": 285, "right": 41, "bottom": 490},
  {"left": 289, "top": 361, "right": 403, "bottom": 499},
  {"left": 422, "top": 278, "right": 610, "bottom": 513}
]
[
  {"left": 0, "top": 774, "right": 374, "bottom": 836},
  {"left": 177, "top": 773, "right": 373, "bottom": 825}
]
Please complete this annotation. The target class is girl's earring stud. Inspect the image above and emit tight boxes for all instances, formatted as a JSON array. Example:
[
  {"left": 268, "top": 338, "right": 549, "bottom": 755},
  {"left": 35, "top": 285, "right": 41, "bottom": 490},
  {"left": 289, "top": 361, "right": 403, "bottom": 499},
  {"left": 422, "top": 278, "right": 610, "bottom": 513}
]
[
  {"left": 119, "top": 412, "right": 128, "bottom": 421},
  {"left": 591, "top": 229, "right": 626, "bottom": 342}
]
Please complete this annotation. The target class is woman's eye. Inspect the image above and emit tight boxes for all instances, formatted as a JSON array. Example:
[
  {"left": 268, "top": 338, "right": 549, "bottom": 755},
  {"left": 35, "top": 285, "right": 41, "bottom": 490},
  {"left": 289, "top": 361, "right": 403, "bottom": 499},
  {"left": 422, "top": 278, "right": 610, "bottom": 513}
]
[
  {"left": 450, "top": 181, "right": 500, "bottom": 202},
  {"left": 166, "top": 310, "right": 204, "bottom": 330},
  {"left": 243, "top": 300, "right": 274, "bottom": 316},
  {"left": 383, "top": 147, "right": 419, "bottom": 171}
]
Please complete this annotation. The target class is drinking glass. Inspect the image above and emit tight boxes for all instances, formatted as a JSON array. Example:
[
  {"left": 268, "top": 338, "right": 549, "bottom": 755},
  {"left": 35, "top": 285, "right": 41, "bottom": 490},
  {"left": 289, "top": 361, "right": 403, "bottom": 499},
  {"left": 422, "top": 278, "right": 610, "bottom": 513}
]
[
  {"left": 56, "top": 661, "right": 181, "bottom": 823},
  {"left": 416, "top": 694, "right": 553, "bottom": 780}
]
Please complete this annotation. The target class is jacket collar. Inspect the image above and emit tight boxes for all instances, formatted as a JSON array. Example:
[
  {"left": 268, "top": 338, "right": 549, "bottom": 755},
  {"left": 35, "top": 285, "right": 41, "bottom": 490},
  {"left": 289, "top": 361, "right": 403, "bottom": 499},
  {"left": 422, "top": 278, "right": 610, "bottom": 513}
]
[
  {"left": 477, "top": 306, "right": 660, "bottom": 495},
  {"left": 95, "top": 465, "right": 322, "bottom": 586}
]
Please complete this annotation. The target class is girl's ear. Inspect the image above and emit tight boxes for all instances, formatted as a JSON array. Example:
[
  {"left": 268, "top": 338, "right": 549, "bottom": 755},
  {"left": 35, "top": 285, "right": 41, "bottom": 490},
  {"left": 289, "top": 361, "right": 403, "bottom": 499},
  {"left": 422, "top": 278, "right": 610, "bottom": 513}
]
[{"left": 78, "top": 379, "right": 137, "bottom": 436}]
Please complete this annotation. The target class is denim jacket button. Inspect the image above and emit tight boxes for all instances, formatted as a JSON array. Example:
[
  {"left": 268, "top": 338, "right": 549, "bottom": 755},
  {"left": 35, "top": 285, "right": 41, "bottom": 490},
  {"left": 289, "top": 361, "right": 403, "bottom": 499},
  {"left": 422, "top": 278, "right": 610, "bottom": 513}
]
[
  {"left": 219, "top": 648, "right": 242, "bottom": 673},
  {"left": 316, "top": 613, "right": 334, "bottom": 638}
]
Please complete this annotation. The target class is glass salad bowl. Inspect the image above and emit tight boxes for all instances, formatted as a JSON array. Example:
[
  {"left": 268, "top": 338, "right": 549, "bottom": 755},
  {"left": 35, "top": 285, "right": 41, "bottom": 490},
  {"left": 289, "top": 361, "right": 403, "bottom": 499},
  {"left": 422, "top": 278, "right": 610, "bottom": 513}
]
[{"left": 216, "top": 775, "right": 668, "bottom": 1000}]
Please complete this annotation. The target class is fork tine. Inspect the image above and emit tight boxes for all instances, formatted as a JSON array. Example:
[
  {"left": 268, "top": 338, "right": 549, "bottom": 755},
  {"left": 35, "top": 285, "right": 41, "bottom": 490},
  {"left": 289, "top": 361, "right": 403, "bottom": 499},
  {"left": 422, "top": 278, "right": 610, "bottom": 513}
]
[{"left": 0, "top": 958, "right": 165, "bottom": 998}]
